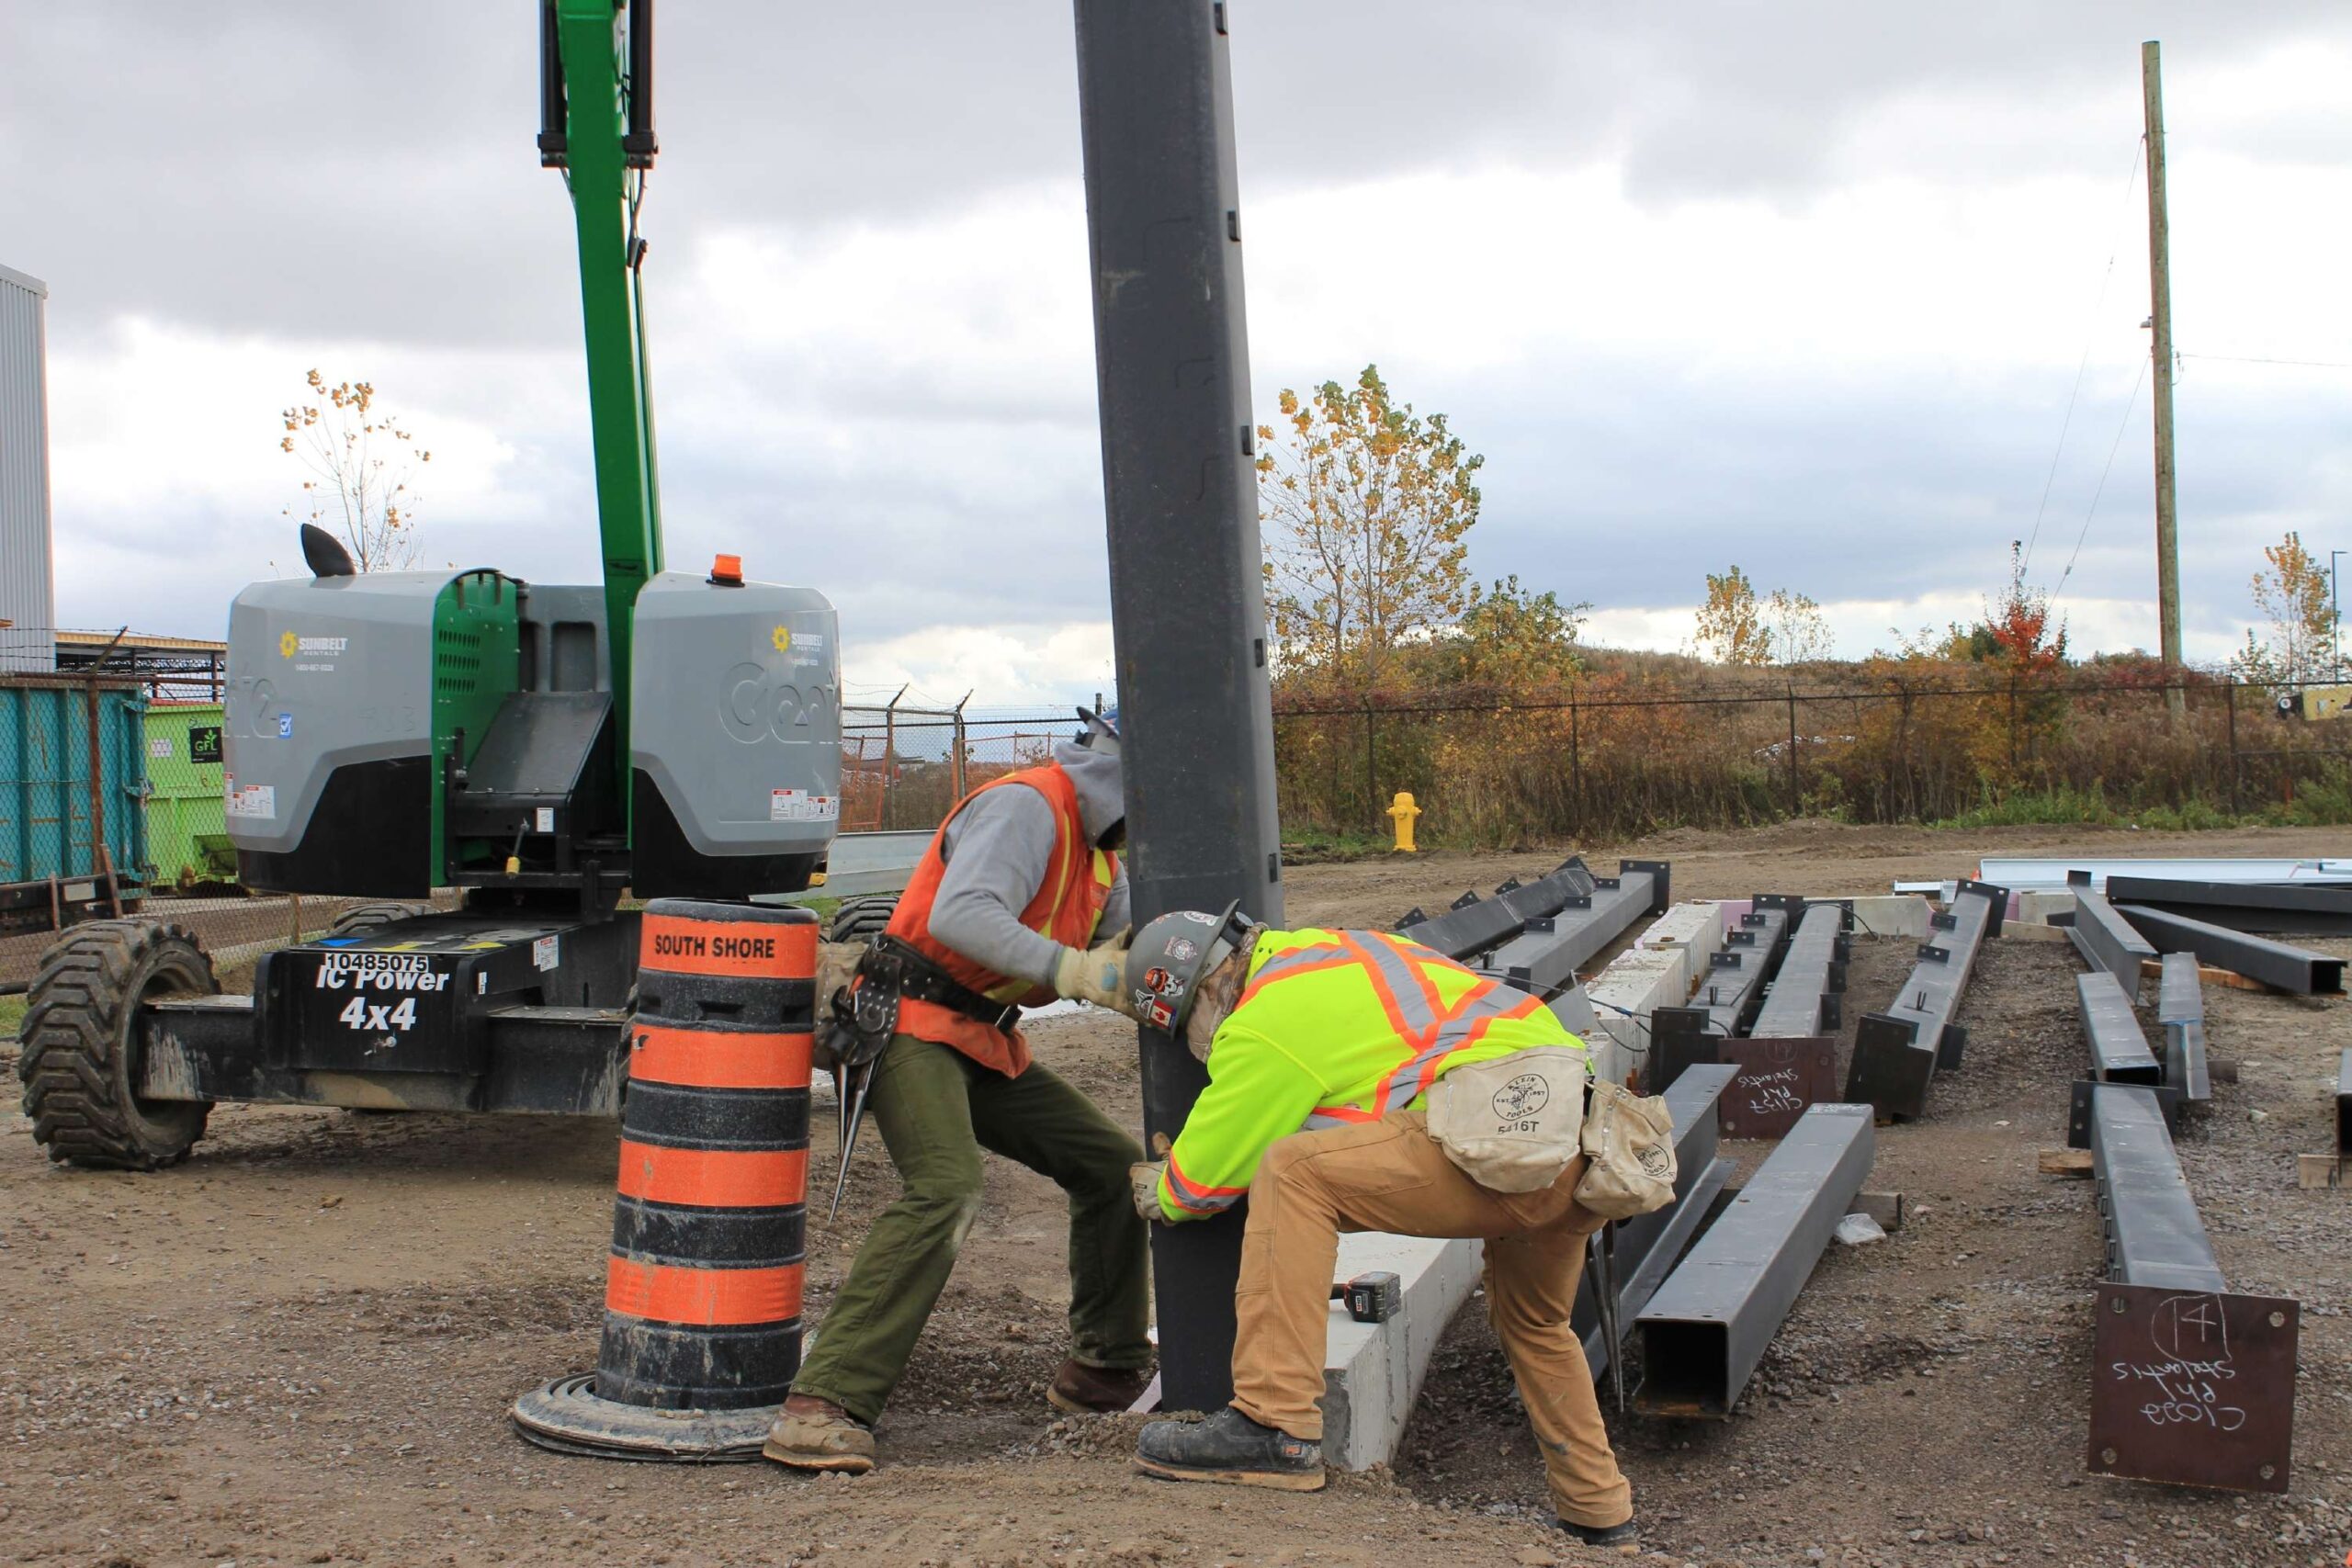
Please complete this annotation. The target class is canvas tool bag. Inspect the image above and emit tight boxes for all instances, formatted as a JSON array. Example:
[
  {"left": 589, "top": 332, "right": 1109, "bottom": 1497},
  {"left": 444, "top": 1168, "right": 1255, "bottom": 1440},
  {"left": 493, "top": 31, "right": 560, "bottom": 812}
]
[
  {"left": 1573, "top": 1080, "right": 1679, "bottom": 1219},
  {"left": 1427, "top": 1046, "right": 1590, "bottom": 1194}
]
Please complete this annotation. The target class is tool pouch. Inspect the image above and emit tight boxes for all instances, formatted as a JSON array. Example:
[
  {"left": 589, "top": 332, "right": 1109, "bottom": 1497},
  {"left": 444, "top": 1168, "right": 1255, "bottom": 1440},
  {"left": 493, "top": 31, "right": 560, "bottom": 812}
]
[
  {"left": 1573, "top": 1080, "right": 1679, "bottom": 1220},
  {"left": 817, "top": 946, "right": 903, "bottom": 1072},
  {"left": 1427, "top": 1045, "right": 1590, "bottom": 1194}
]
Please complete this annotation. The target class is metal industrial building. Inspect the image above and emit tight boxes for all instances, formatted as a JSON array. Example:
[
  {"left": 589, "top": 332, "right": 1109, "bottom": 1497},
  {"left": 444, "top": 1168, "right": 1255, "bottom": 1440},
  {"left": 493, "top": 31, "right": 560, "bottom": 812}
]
[{"left": 0, "top": 262, "right": 55, "bottom": 674}]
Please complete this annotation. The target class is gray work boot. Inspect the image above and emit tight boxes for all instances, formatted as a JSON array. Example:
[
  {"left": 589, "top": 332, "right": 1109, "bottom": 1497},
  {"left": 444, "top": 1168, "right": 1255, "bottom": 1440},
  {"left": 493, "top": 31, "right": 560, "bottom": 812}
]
[
  {"left": 1133, "top": 1406, "right": 1324, "bottom": 1491},
  {"left": 762, "top": 1393, "right": 876, "bottom": 1474}
]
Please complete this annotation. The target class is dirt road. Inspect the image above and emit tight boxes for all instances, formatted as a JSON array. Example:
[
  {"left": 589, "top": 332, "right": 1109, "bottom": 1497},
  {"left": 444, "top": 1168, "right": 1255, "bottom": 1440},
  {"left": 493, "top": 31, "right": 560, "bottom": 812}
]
[{"left": 2, "top": 823, "right": 2347, "bottom": 1566}]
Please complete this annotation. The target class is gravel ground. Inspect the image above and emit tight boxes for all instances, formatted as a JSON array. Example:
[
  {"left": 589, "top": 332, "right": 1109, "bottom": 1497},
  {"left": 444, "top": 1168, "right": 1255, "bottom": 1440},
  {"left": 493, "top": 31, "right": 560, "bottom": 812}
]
[{"left": 1, "top": 826, "right": 2347, "bottom": 1566}]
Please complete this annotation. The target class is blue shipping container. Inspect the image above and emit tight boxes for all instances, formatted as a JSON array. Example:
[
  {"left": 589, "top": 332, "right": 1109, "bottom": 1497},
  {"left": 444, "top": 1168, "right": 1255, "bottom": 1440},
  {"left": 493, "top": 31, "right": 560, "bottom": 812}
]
[{"left": 0, "top": 677, "right": 148, "bottom": 887}]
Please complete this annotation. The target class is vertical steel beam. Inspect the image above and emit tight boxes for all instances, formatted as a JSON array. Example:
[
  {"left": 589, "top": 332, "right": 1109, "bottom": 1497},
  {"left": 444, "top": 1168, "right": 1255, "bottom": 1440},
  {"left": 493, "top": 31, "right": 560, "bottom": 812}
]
[{"left": 1073, "top": 0, "right": 1283, "bottom": 1412}]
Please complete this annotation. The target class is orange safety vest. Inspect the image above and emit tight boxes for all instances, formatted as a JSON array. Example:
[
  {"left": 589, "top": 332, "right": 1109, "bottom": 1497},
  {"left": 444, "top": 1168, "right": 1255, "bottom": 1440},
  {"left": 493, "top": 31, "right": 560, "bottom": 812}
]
[{"left": 883, "top": 761, "right": 1117, "bottom": 1077}]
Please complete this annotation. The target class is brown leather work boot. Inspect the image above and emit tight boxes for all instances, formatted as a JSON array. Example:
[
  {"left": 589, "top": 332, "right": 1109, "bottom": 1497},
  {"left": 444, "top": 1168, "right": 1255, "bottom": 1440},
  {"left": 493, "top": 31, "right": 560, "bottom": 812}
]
[
  {"left": 1047, "top": 1359, "right": 1153, "bottom": 1415},
  {"left": 762, "top": 1393, "right": 876, "bottom": 1473}
]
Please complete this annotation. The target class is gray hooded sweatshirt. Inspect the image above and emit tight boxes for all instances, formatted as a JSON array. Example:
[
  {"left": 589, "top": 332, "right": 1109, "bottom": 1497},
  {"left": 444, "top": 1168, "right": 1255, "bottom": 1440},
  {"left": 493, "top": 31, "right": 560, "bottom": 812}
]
[{"left": 924, "top": 739, "right": 1130, "bottom": 988}]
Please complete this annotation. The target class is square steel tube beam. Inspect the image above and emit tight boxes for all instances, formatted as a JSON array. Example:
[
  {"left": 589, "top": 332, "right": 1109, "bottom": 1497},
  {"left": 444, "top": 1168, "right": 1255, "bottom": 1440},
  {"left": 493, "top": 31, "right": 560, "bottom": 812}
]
[
  {"left": 2337, "top": 1049, "right": 2351, "bottom": 1157},
  {"left": 1476, "top": 862, "right": 1669, "bottom": 993},
  {"left": 1398, "top": 858, "right": 1598, "bottom": 964},
  {"left": 2117, "top": 906, "right": 2347, "bottom": 997},
  {"left": 2064, "top": 885, "right": 2159, "bottom": 1000},
  {"left": 2088, "top": 1082, "right": 2225, "bottom": 1292},
  {"left": 1634, "top": 1101, "right": 1874, "bottom": 1418},
  {"left": 1651, "top": 907, "right": 1792, "bottom": 1088},
  {"left": 2077, "top": 971, "right": 2163, "bottom": 1085},
  {"left": 2103, "top": 874, "right": 2352, "bottom": 937},
  {"left": 1074, "top": 0, "right": 1283, "bottom": 1413},
  {"left": 1748, "top": 901, "right": 1851, "bottom": 1041},
  {"left": 1577, "top": 1062, "right": 1737, "bottom": 1378},
  {"left": 2156, "top": 951, "right": 2211, "bottom": 1102},
  {"left": 1843, "top": 880, "right": 2006, "bottom": 1119}
]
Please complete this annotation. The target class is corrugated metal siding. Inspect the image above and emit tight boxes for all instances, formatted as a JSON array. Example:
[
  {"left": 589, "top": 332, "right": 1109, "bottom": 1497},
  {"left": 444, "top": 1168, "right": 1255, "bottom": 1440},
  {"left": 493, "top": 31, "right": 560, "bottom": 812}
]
[{"left": 0, "top": 263, "right": 56, "bottom": 674}]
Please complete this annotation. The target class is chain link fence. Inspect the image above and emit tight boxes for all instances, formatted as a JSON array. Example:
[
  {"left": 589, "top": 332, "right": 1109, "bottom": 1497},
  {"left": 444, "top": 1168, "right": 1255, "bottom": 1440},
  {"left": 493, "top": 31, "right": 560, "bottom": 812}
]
[{"left": 1274, "top": 674, "right": 2352, "bottom": 847}]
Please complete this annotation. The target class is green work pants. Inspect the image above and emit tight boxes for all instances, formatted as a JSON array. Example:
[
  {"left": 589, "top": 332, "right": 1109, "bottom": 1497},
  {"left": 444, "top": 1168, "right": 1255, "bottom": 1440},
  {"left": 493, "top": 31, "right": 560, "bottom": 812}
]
[{"left": 791, "top": 1031, "right": 1152, "bottom": 1425}]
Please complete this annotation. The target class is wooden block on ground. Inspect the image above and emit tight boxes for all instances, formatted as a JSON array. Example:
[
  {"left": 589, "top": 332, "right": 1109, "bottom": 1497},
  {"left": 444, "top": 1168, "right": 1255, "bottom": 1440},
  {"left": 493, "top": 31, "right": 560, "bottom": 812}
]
[
  {"left": 2041, "top": 1147, "right": 2096, "bottom": 1177},
  {"left": 2138, "top": 957, "right": 2280, "bottom": 995},
  {"left": 2297, "top": 1154, "right": 2346, "bottom": 1191}
]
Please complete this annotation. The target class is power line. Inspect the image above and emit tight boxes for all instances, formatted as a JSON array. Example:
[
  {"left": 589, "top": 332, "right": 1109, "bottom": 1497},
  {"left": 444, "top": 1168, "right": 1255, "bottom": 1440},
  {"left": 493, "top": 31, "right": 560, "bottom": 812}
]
[
  {"left": 2022, "top": 138, "right": 2145, "bottom": 578},
  {"left": 2054, "top": 355, "right": 2150, "bottom": 600}
]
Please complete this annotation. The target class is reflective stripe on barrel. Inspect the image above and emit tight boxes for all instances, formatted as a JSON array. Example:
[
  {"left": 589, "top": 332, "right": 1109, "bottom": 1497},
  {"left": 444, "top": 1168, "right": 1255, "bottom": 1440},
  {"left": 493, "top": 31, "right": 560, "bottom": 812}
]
[{"left": 595, "top": 898, "right": 815, "bottom": 1413}]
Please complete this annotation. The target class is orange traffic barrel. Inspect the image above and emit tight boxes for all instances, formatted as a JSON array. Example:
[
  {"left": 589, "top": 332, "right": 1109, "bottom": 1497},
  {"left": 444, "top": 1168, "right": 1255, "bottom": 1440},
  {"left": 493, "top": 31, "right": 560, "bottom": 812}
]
[{"left": 513, "top": 898, "right": 816, "bottom": 1461}]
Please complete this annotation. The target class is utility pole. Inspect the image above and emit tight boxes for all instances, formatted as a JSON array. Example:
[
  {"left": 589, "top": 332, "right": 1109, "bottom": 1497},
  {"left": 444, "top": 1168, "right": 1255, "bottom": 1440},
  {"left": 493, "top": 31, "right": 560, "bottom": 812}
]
[
  {"left": 1073, "top": 0, "right": 1285, "bottom": 1412},
  {"left": 2143, "top": 39, "right": 2185, "bottom": 718}
]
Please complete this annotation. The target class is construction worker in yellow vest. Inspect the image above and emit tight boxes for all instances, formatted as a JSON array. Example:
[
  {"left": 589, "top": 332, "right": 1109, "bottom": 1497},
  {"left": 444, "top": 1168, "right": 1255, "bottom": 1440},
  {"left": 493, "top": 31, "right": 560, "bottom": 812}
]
[{"left": 1120, "top": 906, "right": 1638, "bottom": 1552}]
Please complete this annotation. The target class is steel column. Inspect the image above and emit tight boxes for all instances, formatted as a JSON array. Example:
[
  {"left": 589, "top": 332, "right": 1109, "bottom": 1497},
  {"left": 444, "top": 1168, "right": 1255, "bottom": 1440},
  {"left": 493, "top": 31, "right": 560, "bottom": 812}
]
[
  {"left": 2104, "top": 874, "right": 2352, "bottom": 937},
  {"left": 1577, "top": 1064, "right": 1737, "bottom": 1380},
  {"left": 2117, "top": 905, "right": 2346, "bottom": 996},
  {"left": 2077, "top": 971, "right": 2163, "bottom": 1085},
  {"left": 1747, "top": 899, "right": 1850, "bottom": 1041},
  {"left": 2064, "top": 881, "right": 2159, "bottom": 999},
  {"left": 2155, "top": 951, "right": 2211, "bottom": 1102},
  {"left": 2336, "top": 1048, "right": 2351, "bottom": 1157},
  {"left": 1652, "top": 905, "right": 1792, "bottom": 1088},
  {"left": 1073, "top": 0, "right": 1282, "bottom": 1412},
  {"left": 1844, "top": 880, "right": 2005, "bottom": 1119},
  {"left": 1396, "top": 858, "right": 1598, "bottom": 963},
  {"left": 1474, "top": 861, "right": 1669, "bottom": 994},
  {"left": 1634, "top": 1102, "right": 1874, "bottom": 1418}
]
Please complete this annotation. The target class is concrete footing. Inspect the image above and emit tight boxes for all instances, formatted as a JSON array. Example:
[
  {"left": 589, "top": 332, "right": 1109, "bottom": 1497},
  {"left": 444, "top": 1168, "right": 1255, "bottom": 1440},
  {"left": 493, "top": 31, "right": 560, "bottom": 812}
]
[{"left": 1318, "top": 1232, "right": 1483, "bottom": 1472}]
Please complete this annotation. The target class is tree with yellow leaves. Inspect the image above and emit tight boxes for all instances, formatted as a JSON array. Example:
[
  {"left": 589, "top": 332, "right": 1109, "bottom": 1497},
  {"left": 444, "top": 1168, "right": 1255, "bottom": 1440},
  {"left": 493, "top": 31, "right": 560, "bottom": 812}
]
[
  {"left": 1258, "top": 366, "right": 1481, "bottom": 690},
  {"left": 279, "top": 369, "right": 431, "bottom": 571}
]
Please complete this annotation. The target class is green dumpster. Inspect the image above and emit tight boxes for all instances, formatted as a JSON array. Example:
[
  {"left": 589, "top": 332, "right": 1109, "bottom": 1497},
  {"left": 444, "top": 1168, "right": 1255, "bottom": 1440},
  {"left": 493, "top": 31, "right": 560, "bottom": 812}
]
[{"left": 143, "top": 703, "right": 232, "bottom": 888}]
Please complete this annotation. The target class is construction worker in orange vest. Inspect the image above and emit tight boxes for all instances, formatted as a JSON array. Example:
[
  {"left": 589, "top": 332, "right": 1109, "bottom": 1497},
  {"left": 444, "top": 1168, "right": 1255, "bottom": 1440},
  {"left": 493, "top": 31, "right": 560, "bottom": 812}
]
[
  {"left": 764, "top": 710, "right": 1149, "bottom": 1474},
  {"left": 1119, "top": 907, "right": 1638, "bottom": 1551}
]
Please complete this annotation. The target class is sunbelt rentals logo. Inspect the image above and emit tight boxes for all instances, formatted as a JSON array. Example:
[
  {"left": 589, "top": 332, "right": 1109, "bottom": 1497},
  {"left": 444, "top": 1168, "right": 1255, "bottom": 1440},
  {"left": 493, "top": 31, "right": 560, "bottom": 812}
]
[{"left": 280, "top": 631, "right": 349, "bottom": 659}]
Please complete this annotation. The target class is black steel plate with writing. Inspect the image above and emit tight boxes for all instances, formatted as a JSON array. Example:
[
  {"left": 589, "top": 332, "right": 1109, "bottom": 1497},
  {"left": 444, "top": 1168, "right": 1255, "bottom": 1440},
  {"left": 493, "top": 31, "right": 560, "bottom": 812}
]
[
  {"left": 1717, "top": 1036, "right": 1838, "bottom": 1140},
  {"left": 2089, "top": 1283, "right": 2297, "bottom": 1494}
]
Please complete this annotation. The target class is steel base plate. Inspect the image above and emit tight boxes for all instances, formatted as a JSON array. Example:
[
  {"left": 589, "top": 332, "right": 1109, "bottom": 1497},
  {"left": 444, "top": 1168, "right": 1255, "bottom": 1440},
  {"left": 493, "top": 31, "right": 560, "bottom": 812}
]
[
  {"left": 512, "top": 1373, "right": 778, "bottom": 1462},
  {"left": 2088, "top": 1284, "right": 2298, "bottom": 1494},
  {"left": 1717, "top": 1036, "right": 1839, "bottom": 1139}
]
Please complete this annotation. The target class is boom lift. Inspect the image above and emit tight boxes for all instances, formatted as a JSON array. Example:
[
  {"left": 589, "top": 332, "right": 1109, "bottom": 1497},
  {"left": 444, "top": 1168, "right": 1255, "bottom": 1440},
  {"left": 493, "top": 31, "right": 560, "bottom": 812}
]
[{"left": 16, "top": 0, "right": 841, "bottom": 1168}]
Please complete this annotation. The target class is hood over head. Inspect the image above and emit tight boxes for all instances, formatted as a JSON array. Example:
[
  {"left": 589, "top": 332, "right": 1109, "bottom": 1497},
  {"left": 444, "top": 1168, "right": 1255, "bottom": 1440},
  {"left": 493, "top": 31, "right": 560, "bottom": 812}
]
[{"left": 1053, "top": 738, "right": 1127, "bottom": 849}]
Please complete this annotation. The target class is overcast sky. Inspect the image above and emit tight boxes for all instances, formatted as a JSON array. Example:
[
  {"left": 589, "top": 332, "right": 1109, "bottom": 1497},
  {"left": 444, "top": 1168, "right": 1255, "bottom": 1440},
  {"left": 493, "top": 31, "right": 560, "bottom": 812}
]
[{"left": 6, "top": 2, "right": 2349, "bottom": 708}]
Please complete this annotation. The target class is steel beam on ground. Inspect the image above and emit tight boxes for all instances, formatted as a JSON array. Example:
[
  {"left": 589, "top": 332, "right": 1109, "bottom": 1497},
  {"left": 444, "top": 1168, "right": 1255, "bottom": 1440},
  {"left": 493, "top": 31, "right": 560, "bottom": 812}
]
[
  {"left": 1980, "top": 855, "right": 2352, "bottom": 892},
  {"left": 2116, "top": 905, "right": 2347, "bottom": 996},
  {"left": 2077, "top": 971, "right": 2163, "bottom": 1086},
  {"left": 1396, "top": 858, "right": 1597, "bottom": 964},
  {"left": 2081, "top": 1080, "right": 2298, "bottom": 1494},
  {"left": 1074, "top": 0, "right": 1283, "bottom": 1413},
  {"left": 2063, "top": 882, "right": 2159, "bottom": 1000},
  {"left": 2103, "top": 874, "right": 2352, "bottom": 937},
  {"left": 2156, "top": 951, "right": 2211, "bottom": 1103},
  {"left": 1843, "top": 880, "right": 2006, "bottom": 1120},
  {"left": 1475, "top": 861, "right": 1670, "bottom": 994},
  {"left": 1747, "top": 901, "right": 1851, "bottom": 1041},
  {"left": 2337, "top": 1049, "right": 2351, "bottom": 1158},
  {"left": 1634, "top": 1102, "right": 1874, "bottom": 1419},
  {"left": 1651, "top": 906, "right": 1792, "bottom": 1089},
  {"left": 1577, "top": 1063, "right": 1736, "bottom": 1380}
]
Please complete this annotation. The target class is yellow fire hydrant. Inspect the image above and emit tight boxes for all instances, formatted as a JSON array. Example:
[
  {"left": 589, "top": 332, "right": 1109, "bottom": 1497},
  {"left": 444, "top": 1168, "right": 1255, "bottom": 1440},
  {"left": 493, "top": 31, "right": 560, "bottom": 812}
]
[{"left": 1386, "top": 791, "right": 1420, "bottom": 853}]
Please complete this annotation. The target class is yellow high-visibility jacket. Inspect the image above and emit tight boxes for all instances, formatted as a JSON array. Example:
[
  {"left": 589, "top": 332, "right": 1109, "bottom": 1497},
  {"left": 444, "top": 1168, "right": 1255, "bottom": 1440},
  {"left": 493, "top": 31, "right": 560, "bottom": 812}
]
[{"left": 1158, "top": 925, "right": 1588, "bottom": 1222}]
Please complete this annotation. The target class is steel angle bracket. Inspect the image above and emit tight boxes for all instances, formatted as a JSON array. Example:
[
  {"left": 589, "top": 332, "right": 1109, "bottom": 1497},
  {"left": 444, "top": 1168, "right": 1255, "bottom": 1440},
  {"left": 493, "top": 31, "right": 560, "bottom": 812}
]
[
  {"left": 1634, "top": 1102, "right": 1875, "bottom": 1419},
  {"left": 2088, "top": 1284, "right": 2298, "bottom": 1494},
  {"left": 1844, "top": 1012, "right": 1937, "bottom": 1122}
]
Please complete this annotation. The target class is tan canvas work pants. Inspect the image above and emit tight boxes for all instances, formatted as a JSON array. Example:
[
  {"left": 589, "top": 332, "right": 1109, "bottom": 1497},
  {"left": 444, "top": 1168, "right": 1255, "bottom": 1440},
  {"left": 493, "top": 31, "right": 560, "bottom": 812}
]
[{"left": 1228, "top": 1111, "right": 1634, "bottom": 1530}]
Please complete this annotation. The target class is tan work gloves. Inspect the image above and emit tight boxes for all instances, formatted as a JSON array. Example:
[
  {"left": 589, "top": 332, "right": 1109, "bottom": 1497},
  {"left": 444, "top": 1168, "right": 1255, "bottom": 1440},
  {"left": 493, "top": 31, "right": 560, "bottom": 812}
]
[
  {"left": 1128, "top": 1160, "right": 1167, "bottom": 1222},
  {"left": 1052, "top": 930, "right": 1136, "bottom": 1015}
]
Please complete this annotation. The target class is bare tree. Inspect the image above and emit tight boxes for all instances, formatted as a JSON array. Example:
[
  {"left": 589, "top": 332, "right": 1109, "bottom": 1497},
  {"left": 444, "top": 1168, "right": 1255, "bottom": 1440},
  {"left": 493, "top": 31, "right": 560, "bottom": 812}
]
[{"left": 279, "top": 369, "right": 431, "bottom": 570}]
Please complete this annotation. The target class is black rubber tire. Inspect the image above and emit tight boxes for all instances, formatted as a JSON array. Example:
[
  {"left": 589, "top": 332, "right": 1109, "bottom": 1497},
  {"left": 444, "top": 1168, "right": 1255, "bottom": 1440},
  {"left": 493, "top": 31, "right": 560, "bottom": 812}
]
[
  {"left": 829, "top": 894, "right": 899, "bottom": 944},
  {"left": 18, "top": 919, "right": 219, "bottom": 1170},
  {"left": 325, "top": 901, "right": 433, "bottom": 940}
]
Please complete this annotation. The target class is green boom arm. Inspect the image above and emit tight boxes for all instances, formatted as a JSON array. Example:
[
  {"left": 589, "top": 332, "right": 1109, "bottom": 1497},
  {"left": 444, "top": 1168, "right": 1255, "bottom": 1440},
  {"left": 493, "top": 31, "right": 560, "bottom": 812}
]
[{"left": 543, "top": 0, "right": 663, "bottom": 807}]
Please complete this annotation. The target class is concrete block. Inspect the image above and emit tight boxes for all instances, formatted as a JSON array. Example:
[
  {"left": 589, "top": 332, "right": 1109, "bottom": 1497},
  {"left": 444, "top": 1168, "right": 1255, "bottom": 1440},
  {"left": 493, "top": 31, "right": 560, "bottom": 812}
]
[
  {"left": 2015, "top": 889, "right": 2079, "bottom": 926},
  {"left": 1585, "top": 945, "right": 1694, "bottom": 1088},
  {"left": 1319, "top": 1233, "right": 1483, "bottom": 1471},
  {"left": 1845, "top": 895, "right": 1931, "bottom": 939},
  {"left": 1634, "top": 900, "right": 1729, "bottom": 960}
]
